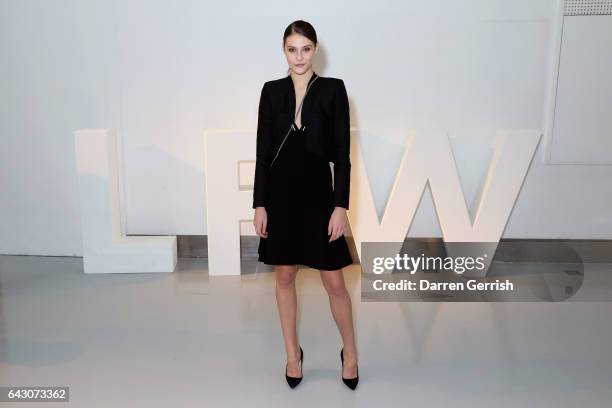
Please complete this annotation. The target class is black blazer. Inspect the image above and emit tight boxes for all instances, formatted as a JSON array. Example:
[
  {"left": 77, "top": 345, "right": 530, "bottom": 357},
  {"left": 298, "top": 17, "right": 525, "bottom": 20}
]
[{"left": 252, "top": 72, "right": 351, "bottom": 210}]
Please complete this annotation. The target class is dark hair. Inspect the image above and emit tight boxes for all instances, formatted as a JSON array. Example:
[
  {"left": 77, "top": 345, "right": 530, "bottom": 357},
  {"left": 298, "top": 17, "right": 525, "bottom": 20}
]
[{"left": 283, "top": 20, "right": 318, "bottom": 47}]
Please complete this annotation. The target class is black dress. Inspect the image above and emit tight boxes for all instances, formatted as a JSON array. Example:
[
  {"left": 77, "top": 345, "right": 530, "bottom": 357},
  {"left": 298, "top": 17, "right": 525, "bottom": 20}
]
[{"left": 257, "top": 120, "right": 354, "bottom": 271}]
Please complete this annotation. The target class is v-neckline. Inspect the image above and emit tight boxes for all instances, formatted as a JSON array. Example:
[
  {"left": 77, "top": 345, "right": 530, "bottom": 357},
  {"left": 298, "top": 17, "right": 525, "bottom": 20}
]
[{"left": 288, "top": 71, "right": 318, "bottom": 129}]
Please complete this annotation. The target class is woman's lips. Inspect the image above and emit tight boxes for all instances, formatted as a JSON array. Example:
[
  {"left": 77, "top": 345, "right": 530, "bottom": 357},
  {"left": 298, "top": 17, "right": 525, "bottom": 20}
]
[{"left": 296, "top": 64, "right": 304, "bottom": 67}]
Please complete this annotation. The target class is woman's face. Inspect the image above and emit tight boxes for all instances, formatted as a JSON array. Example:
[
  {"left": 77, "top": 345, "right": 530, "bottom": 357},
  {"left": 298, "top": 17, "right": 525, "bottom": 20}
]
[{"left": 283, "top": 33, "right": 317, "bottom": 75}]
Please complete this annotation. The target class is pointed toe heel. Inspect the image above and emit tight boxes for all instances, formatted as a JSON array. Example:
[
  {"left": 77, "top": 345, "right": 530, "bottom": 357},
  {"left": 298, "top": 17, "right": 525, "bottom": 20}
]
[
  {"left": 285, "top": 346, "right": 303, "bottom": 388},
  {"left": 340, "top": 347, "right": 359, "bottom": 390}
]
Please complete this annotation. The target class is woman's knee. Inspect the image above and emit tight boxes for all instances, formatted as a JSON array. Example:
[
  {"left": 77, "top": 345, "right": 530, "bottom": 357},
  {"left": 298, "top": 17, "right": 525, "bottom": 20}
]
[
  {"left": 325, "top": 283, "right": 347, "bottom": 299},
  {"left": 275, "top": 265, "right": 298, "bottom": 288},
  {"left": 320, "top": 272, "right": 347, "bottom": 298}
]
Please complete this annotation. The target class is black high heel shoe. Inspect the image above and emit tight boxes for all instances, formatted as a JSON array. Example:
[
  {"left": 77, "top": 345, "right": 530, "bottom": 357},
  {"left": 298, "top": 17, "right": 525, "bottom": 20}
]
[
  {"left": 340, "top": 347, "right": 359, "bottom": 390},
  {"left": 285, "top": 346, "right": 303, "bottom": 388}
]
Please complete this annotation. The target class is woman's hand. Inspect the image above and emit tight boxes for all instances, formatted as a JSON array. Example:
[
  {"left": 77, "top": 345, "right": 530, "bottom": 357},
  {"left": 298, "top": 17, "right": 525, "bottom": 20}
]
[
  {"left": 253, "top": 207, "right": 268, "bottom": 238},
  {"left": 328, "top": 207, "right": 348, "bottom": 242}
]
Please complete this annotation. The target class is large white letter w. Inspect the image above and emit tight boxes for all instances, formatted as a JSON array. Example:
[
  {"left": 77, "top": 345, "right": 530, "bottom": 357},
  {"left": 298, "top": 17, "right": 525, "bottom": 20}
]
[{"left": 349, "top": 129, "right": 541, "bottom": 277}]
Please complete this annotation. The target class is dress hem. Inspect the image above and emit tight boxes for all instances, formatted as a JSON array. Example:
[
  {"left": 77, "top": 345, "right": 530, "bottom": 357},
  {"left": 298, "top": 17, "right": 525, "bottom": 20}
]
[{"left": 258, "top": 257, "right": 354, "bottom": 271}]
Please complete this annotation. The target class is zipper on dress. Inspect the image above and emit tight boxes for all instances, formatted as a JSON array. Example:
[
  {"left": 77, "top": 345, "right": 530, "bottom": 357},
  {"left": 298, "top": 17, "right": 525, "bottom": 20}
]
[{"left": 269, "top": 125, "right": 295, "bottom": 169}]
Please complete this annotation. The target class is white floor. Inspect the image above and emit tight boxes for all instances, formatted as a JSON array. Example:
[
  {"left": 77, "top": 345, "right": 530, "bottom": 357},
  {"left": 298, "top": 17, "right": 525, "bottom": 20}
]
[{"left": 1, "top": 255, "right": 612, "bottom": 407}]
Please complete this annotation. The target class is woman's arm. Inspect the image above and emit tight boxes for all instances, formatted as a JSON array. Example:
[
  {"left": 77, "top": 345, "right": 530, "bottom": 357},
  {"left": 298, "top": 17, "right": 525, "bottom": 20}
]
[
  {"left": 253, "top": 82, "right": 272, "bottom": 209},
  {"left": 332, "top": 79, "right": 351, "bottom": 210}
]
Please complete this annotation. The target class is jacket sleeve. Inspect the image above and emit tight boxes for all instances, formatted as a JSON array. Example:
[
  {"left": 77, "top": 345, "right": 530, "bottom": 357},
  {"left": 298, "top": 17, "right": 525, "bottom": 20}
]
[
  {"left": 253, "top": 82, "right": 272, "bottom": 209},
  {"left": 332, "top": 79, "right": 351, "bottom": 210}
]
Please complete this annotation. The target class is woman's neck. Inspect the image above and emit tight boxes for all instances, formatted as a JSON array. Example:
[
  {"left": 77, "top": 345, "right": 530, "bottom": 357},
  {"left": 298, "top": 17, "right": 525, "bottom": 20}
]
[{"left": 290, "top": 69, "right": 314, "bottom": 89}]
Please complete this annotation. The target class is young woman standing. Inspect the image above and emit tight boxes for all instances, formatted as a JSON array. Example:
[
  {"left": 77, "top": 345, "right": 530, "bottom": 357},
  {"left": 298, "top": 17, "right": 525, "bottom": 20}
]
[{"left": 253, "top": 20, "right": 359, "bottom": 390}]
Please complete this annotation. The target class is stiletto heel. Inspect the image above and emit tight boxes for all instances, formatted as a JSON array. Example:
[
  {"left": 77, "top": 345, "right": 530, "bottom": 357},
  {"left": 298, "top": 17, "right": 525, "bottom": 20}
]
[
  {"left": 340, "top": 347, "right": 359, "bottom": 390},
  {"left": 285, "top": 346, "right": 303, "bottom": 388}
]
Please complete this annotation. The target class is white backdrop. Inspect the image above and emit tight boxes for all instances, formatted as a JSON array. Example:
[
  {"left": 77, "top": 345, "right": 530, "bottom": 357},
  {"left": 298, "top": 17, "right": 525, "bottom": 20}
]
[{"left": 1, "top": 0, "right": 611, "bottom": 256}]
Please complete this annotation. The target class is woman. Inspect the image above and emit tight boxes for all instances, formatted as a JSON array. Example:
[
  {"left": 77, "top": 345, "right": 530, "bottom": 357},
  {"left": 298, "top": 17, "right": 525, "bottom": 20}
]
[{"left": 252, "top": 20, "right": 359, "bottom": 390}]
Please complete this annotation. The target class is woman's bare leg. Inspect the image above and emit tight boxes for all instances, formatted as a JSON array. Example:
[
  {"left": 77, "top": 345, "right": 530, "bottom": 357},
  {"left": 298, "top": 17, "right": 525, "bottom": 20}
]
[
  {"left": 275, "top": 264, "right": 302, "bottom": 377},
  {"left": 320, "top": 268, "right": 358, "bottom": 378}
]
